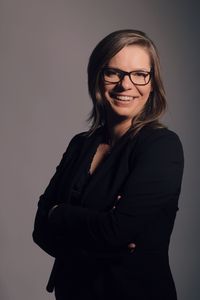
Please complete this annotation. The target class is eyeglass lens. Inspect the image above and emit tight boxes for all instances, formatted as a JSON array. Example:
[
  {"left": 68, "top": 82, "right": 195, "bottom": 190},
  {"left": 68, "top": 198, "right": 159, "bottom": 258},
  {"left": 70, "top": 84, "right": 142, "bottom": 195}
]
[{"left": 103, "top": 68, "right": 151, "bottom": 85}]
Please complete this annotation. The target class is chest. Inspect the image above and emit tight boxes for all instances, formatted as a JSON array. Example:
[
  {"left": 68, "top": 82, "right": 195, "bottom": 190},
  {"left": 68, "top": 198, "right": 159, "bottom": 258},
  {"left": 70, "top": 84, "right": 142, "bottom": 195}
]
[{"left": 56, "top": 136, "right": 138, "bottom": 211}]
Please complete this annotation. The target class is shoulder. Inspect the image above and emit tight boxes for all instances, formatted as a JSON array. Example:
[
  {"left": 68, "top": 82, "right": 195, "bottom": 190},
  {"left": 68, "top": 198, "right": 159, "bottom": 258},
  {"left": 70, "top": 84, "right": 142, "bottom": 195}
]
[
  {"left": 133, "top": 126, "right": 184, "bottom": 161},
  {"left": 137, "top": 126, "right": 182, "bottom": 146},
  {"left": 69, "top": 131, "right": 88, "bottom": 145},
  {"left": 66, "top": 126, "right": 103, "bottom": 150},
  {"left": 64, "top": 131, "right": 88, "bottom": 155}
]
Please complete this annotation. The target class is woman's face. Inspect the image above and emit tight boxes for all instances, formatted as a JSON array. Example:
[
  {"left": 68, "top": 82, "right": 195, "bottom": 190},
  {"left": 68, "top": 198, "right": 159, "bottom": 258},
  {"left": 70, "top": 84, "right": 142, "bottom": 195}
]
[{"left": 102, "top": 45, "right": 152, "bottom": 124}]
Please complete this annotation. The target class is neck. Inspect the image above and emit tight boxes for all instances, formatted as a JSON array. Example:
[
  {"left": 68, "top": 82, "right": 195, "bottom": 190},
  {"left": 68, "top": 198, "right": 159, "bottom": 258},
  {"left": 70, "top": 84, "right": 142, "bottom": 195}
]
[{"left": 106, "top": 118, "right": 132, "bottom": 146}]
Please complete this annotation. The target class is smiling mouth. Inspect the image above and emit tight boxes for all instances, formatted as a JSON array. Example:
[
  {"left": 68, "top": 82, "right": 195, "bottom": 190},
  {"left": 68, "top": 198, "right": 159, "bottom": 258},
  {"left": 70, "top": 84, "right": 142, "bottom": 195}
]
[{"left": 110, "top": 94, "right": 137, "bottom": 102}]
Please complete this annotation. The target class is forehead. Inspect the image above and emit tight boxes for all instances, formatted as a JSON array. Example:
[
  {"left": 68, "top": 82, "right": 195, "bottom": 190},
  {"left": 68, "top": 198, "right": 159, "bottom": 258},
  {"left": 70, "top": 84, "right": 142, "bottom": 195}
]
[{"left": 108, "top": 45, "right": 151, "bottom": 71}]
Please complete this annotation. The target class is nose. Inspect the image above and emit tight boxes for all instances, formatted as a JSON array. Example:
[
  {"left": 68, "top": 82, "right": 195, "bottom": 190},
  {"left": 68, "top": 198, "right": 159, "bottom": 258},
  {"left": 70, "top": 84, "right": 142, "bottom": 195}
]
[{"left": 121, "top": 74, "right": 135, "bottom": 90}]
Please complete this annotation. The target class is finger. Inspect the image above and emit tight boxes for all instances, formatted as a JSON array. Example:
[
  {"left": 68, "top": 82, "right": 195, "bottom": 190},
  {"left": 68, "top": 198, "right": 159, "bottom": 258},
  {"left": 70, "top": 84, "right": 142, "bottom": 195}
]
[{"left": 128, "top": 243, "right": 136, "bottom": 249}]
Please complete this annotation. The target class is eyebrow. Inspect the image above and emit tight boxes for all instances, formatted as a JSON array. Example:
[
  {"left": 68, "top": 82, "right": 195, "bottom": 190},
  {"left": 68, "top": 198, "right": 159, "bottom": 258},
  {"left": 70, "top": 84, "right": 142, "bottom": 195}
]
[{"left": 106, "top": 67, "right": 151, "bottom": 72}]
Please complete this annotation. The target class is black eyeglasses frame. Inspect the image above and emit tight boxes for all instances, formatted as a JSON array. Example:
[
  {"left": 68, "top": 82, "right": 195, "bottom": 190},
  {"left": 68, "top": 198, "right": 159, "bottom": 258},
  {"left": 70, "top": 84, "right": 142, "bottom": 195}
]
[{"left": 102, "top": 67, "right": 153, "bottom": 86}]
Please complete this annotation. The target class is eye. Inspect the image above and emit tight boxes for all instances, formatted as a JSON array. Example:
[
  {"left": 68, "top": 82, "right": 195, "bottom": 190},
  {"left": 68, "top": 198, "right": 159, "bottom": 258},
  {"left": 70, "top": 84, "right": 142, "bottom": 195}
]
[
  {"left": 133, "top": 71, "right": 149, "bottom": 78},
  {"left": 104, "top": 68, "right": 120, "bottom": 77},
  {"left": 103, "top": 68, "right": 122, "bottom": 83}
]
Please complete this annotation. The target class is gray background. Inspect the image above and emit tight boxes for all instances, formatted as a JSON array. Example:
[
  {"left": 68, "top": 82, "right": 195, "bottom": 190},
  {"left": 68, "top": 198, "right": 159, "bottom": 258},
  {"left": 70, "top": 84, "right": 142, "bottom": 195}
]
[{"left": 0, "top": 0, "right": 199, "bottom": 299}]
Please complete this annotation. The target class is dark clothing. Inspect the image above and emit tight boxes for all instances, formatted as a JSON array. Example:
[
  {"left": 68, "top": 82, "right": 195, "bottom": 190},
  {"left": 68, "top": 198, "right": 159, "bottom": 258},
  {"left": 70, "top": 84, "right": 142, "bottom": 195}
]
[{"left": 33, "top": 126, "right": 184, "bottom": 299}]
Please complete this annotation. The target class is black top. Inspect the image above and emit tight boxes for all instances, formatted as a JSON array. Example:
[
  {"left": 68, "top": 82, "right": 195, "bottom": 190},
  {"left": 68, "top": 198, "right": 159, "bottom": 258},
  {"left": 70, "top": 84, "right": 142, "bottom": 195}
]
[
  {"left": 71, "top": 134, "right": 112, "bottom": 206},
  {"left": 33, "top": 126, "right": 184, "bottom": 300}
]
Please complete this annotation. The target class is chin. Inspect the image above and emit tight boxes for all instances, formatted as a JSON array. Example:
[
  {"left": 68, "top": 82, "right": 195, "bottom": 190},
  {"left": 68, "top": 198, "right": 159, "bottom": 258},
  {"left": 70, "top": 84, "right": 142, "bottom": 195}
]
[{"left": 104, "top": 98, "right": 141, "bottom": 121}]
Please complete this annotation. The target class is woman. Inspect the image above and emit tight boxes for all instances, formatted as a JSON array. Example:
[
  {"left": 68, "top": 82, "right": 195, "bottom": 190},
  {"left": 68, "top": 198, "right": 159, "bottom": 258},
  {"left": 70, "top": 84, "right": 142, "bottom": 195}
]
[{"left": 33, "top": 29, "right": 184, "bottom": 300}]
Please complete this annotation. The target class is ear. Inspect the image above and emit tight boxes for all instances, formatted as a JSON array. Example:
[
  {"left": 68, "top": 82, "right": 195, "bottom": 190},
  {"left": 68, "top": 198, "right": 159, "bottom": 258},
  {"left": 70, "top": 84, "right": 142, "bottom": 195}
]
[{"left": 96, "top": 91, "right": 102, "bottom": 101}]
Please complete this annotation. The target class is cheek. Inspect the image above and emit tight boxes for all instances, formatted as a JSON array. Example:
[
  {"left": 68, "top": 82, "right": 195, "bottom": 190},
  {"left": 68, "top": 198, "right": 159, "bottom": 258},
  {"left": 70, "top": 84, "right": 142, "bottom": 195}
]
[
  {"left": 97, "top": 82, "right": 110, "bottom": 101},
  {"left": 103, "top": 85, "right": 114, "bottom": 98},
  {"left": 140, "top": 86, "right": 152, "bottom": 100}
]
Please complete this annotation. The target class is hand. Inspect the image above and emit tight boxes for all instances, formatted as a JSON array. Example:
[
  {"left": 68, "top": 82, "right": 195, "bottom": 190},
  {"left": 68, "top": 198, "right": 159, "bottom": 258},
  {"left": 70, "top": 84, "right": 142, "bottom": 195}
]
[{"left": 128, "top": 242, "right": 136, "bottom": 253}]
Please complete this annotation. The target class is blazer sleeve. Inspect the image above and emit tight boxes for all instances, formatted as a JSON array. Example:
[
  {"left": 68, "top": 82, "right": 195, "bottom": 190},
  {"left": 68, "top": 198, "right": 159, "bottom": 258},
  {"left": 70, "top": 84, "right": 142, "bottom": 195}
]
[
  {"left": 32, "top": 133, "right": 84, "bottom": 256},
  {"left": 49, "top": 130, "right": 184, "bottom": 252}
]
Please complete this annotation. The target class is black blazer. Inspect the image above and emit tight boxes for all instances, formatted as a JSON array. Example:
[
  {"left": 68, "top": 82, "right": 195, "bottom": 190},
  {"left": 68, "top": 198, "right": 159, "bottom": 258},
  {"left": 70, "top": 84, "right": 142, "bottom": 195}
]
[{"left": 33, "top": 126, "right": 184, "bottom": 300}]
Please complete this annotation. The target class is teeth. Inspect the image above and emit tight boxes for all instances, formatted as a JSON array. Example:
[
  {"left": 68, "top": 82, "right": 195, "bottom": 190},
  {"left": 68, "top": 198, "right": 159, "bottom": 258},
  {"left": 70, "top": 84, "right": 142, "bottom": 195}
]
[{"left": 115, "top": 95, "right": 134, "bottom": 101}]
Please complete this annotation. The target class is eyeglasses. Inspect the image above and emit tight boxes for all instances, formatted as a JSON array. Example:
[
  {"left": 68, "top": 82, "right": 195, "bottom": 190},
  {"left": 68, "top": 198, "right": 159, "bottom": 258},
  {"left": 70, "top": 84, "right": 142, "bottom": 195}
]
[{"left": 102, "top": 67, "right": 152, "bottom": 86}]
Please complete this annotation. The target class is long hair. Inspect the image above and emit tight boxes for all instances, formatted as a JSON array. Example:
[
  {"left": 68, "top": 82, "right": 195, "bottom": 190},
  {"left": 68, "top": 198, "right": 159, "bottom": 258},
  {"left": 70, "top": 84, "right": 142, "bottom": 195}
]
[{"left": 87, "top": 29, "right": 167, "bottom": 136}]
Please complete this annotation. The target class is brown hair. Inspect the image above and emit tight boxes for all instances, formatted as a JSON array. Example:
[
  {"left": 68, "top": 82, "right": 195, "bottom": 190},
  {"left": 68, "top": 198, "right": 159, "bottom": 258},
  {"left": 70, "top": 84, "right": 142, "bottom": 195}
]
[{"left": 87, "top": 29, "right": 167, "bottom": 136}]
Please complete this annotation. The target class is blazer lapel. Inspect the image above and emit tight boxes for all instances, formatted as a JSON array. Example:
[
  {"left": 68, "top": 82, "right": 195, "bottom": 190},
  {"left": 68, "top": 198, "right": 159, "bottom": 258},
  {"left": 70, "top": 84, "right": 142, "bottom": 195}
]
[
  {"left": 81, "top": 130, "right": 138, "bottom": 208},
  {"left": 61, "top": 129, "right": 103, "bottom": 203}
]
